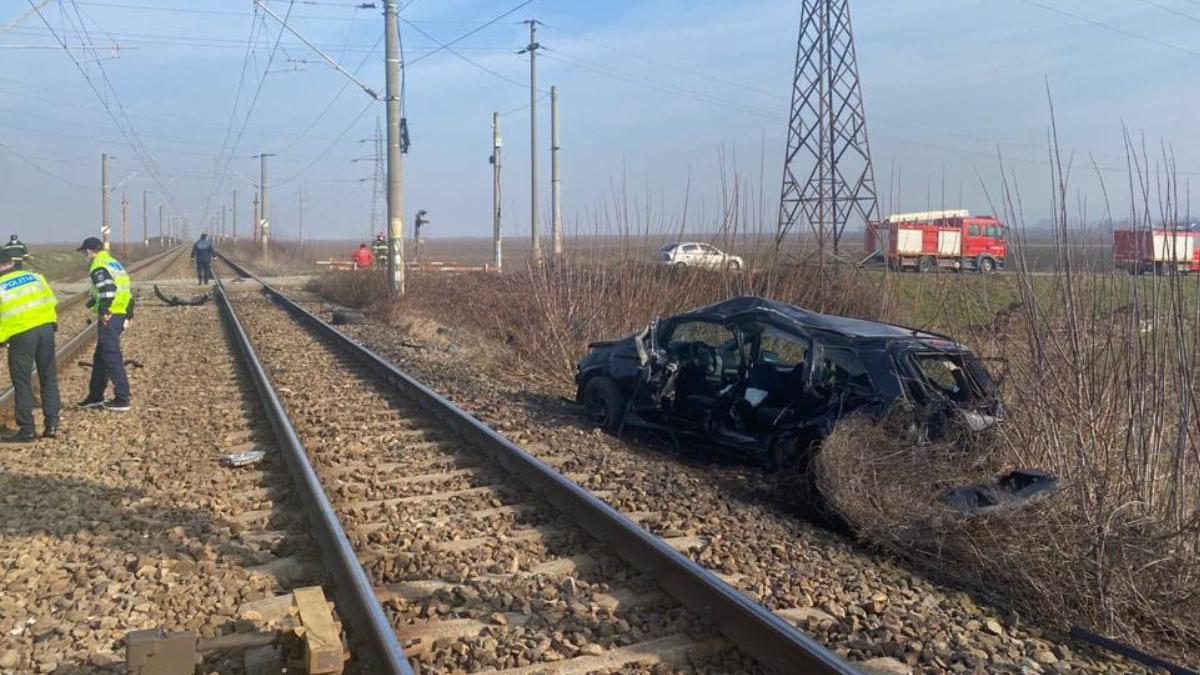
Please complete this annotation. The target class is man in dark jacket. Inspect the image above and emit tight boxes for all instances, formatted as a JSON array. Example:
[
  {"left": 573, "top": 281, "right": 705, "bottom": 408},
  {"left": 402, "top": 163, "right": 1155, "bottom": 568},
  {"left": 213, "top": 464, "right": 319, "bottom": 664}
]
[
  {"left": 2, "top": 236, "right": 30, "bottom": 271},
  {"left": 191, "top": 233, "right": 214, "bottom": 285}
]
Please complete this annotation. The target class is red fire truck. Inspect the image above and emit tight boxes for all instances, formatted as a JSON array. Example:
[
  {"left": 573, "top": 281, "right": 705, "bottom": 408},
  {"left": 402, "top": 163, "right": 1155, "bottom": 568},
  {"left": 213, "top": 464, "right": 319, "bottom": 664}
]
[
  {"left": 867, "top": 210, "right": 1009, "bottom": 273},
  {"left": 1113, "top": 228, "right": 1200, "bottom": 274}
]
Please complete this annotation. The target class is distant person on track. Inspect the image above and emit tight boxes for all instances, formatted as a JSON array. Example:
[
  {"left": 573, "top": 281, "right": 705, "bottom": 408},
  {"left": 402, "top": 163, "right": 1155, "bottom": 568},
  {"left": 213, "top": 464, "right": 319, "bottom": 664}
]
[
  {"left": 351, "top": 243, "right": 374, "bottom": 269},
  {"left": 0, "top": 250, "right": 60, "bottom": 442},
  {"left": 370, "top": 234, "right": 388, "bottom": 266},
  {"left": 76, "top": 237, "right": 132, "bottom": 412},
  {"left": 2, "top": 235, "right": 30, "bottom": 271},
  {"left": 191, "top": 233, "right": 214, "bottom": 285}
]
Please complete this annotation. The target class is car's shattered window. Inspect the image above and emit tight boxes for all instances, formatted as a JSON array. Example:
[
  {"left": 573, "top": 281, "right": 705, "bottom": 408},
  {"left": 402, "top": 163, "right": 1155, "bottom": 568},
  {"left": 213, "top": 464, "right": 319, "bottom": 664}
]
[
  {"left": 813, "top": 344, "right": 873, "bottom": 391},
  {"left": 911, "top": 353, "right": 986, "bottom": 403}
]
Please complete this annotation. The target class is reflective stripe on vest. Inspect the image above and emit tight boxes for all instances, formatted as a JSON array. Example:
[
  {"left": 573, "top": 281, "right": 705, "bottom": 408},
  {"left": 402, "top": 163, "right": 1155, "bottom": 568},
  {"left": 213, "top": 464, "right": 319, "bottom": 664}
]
[
  {"left": 89, "top": 250, "right": 131, "bottom": 315},
  {"left": 0, "top": 271, "right": 57, "bottom": 343}
]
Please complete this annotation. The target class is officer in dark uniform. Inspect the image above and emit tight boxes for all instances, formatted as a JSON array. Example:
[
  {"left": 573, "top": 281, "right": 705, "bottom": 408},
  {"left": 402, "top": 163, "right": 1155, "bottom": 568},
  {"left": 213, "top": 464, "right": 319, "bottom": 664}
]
[
  {"left": 370, "top": 234, "right": 389, "bottom": 265},
  {"left": 2, "top": 235, "right": 30, "bottom": 271}
]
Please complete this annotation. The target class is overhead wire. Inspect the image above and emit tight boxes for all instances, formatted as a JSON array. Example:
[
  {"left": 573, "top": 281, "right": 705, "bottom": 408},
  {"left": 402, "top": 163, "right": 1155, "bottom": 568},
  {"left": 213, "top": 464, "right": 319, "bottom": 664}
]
[
  {"left": 0, "top": 141, "right": 90, "bottom": 189},
  {"left": 1015, "top": 0, "right": 1200, "bottom": 57},
  {"left": 200, "top": 0, "right": 297, "bottom": 229},
  {"left": 28, "top": 0, "right": 186, "bottom": 221}
]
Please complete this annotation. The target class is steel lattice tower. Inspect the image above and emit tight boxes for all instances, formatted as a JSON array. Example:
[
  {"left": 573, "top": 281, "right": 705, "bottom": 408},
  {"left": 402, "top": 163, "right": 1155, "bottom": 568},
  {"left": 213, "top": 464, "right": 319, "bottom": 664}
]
[
  {"left": 777, "top": 0, "right": 879, "bottom": 258},
  {"left": 368, "top": 116, "right": 386, "bottom": 239}
]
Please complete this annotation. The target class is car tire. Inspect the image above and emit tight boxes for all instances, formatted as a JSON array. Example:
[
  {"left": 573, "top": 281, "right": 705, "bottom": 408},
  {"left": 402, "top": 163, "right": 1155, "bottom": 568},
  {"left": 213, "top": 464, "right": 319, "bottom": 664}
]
[
  {"left": 726, "top": 259, "right": 741, "bottom": 272},
  {"left": 917, "top": 256, "right": 935, "bottom": 273},
  {"left": 673, "top": 261, "right": 687, "bottom": 269},
  {"left": 977, "top": 255, "right": 996, "bottom": 274},
  {"left": 583, "top": 376, "right": 626, "bottom": 433}
]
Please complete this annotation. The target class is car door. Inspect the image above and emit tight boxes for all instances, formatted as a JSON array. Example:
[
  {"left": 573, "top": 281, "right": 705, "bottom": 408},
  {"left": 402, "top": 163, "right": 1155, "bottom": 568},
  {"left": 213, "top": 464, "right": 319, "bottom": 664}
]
[
  {"left": 699, "top": 244, "right": 722, "bottom": 268},
  {"left": 680, "top": 244, "right": 701, "bottom": 265}
]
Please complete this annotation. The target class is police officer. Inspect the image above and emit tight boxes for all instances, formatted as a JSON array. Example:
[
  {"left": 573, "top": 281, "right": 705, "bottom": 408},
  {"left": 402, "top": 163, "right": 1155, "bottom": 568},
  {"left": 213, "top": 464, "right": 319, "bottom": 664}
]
[
  {"left": 370, "top": 234, "right": 388, "bottom": 263},
  {"left": 2, "top": 235, "right": 30, "bottom": 271},
  {"left": 0, "top": 250, "right": 60, "bottom": 441},
  {"left": 75, "top": 237, "right": 132, "bottom": 412}
]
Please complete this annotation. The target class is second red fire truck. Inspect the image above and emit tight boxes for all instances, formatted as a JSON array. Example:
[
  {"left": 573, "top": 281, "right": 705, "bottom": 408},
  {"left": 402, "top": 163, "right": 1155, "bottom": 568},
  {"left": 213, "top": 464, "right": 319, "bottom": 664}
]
[{"left": 867, "top": 209, "right": 1009, "bottom": 273}]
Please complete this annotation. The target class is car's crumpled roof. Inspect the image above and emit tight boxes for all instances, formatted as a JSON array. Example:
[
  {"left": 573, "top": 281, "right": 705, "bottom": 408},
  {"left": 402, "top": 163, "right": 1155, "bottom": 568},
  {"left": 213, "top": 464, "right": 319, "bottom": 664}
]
[{"left": 676, "top": 296, "right": 953, "bottom": 342}]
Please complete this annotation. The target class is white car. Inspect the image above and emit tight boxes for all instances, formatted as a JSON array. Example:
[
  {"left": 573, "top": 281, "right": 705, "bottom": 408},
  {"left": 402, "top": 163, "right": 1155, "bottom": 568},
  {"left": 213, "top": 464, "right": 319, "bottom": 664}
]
[{"left": 659, "top": 242, "right": 744, "bottom": 270}]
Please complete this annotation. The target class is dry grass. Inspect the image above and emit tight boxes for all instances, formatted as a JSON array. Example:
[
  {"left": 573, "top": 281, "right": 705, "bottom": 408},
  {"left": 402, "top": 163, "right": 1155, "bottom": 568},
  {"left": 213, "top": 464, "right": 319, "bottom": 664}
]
[{"left": 306, "top": 136, "right": 1200, "bottom": 664}]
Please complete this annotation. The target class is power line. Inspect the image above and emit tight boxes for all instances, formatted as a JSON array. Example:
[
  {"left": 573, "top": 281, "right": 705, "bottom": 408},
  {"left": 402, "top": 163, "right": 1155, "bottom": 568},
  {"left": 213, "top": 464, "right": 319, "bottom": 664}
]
[
  {"left": 1132, "top": 0, "right": 1200, "bottom": 25},
  {"left": 405, "top": 0, "right": 533, "bottom": 66},
  {"left": 200, "top": 0, "right": 297, "bottom": 230},
  {"left": 1016, "top": 0, "right": 1200, "bottom": 57},
  {"left": 0, "top": 141, "right": 90, "bottom": 189},
  {"left": 402, "top": 18, "right": 536, "bottom": 91},
  {"left": 254, "top": 0, "right": 379, "bottom": 99},
  {"left": 28, "top": 0, "right": 185, "bottom": 221}
]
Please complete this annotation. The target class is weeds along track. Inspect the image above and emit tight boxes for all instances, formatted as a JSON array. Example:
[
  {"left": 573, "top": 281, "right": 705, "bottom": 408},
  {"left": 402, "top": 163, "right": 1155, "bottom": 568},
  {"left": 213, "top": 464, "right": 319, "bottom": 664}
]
[
  {"left": 280, "top": 281, "right": 1162, "bottom": 672},
  {"left": 0, "top": 269, "right": 325, "bottom": 673},
  {"left": 216, "top": 258, "right": 855, "bottom": 674}
]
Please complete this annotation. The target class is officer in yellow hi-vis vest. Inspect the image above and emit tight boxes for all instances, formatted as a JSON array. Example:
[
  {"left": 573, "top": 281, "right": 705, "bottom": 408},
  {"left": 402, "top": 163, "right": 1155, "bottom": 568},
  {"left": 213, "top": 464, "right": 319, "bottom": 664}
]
[
  {"left": 76, "top": 237, "right": 133, "bottom": 412},
  {"left": 0, "top": 249, "right": 60, "bottom": 442}
]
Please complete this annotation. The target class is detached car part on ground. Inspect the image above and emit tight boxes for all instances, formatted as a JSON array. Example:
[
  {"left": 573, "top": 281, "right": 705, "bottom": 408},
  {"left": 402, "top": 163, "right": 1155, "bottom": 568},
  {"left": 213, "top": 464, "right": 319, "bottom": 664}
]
[{"left": 575, "top": 297, "right": 1057, "bottom": 516}]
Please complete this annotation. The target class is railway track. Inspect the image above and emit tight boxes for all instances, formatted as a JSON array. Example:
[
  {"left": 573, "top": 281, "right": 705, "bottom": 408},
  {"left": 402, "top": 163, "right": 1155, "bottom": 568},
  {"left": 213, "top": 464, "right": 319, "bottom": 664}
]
[
  {"left": 0, "top": 269, "right": 325, "bottom": 672},
  {"left": 214, "top": 255, "right": 857, "bottom": 674},
  {"left": 0, "top": 245, "right": 188, "bottom": 406}
]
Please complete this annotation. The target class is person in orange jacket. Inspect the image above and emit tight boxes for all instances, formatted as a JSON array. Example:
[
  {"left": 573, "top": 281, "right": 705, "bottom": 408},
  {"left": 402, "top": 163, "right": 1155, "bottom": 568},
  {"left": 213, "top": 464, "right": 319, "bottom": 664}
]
[{"left": 351, "top": 243, "right": 375, "bottom": 269}]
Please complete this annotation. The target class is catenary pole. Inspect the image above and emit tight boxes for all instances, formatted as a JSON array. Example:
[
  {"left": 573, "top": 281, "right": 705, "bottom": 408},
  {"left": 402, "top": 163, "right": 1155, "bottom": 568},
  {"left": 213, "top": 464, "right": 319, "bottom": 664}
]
[
  {"left": 259, "top": 154, "right": 272, "bottom": 257},
  {"left": 492, "top": 111, "right": 503, "bottom": 272},
  {"left": 384, "top": 0, "right": 405, "bottom": 293},
  {"left": 522, "top": 20, "right": 542, "bottom": 264},
  {"left": 550, "top": 85, "right": 562, "bottom": 260},
  {"left": 101, "top": 153, "right": 110, "bottom": 250},
  {"left": 120, "top": 192, "right": 129, "bottom": 258}
]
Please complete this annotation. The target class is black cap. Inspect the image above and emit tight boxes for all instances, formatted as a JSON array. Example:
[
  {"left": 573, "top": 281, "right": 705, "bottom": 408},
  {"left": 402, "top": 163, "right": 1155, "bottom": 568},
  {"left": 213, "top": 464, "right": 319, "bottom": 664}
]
[
  {"left": 77, "top": 236, "right": 104, "bottom": 252},
  {"left": 8, "top": 235, "right": 16, "bottom": 241}
]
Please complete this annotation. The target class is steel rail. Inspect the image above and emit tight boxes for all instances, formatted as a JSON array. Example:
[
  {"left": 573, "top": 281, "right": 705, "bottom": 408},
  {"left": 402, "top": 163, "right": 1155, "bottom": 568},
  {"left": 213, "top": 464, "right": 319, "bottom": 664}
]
[
  {"left": 0, "top": 245, "right": 187, "bottom": 420},
  {"left": 213, "top": 273, "right": 414, "bottom": 675},
  {"left": 217, "top": 253, "right": 857, "bottom": 674}
]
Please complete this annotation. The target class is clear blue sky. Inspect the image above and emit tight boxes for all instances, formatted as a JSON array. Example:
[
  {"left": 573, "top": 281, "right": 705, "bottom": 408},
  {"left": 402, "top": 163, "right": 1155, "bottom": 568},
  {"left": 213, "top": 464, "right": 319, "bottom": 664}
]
[{"left": 1, "top": 0, "right": 1197, "bottom": 243}]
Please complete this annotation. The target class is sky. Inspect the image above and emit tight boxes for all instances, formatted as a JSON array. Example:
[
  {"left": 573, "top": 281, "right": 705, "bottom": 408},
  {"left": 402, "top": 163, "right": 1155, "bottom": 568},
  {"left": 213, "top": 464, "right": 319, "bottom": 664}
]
[{"left": 0, "top": 0, "right": 1197, "bottom": 244}]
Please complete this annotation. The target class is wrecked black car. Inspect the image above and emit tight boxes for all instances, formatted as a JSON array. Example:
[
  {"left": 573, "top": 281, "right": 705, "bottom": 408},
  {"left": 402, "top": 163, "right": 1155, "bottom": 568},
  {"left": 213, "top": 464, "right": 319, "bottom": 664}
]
[{"left": 575, "top": 297, "right": 1054, "bottom": 512}]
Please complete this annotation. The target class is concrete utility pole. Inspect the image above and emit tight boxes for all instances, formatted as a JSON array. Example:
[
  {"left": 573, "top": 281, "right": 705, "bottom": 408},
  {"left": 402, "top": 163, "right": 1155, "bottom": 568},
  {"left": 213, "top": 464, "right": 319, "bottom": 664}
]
[
  {"left": 101, "top": 153, "right": 111, "bottom": 251},
  {"left": 384, "top": 0, "right": 406, "bottom": 293},
  {"left": 120, "top": 193, "right": 129, "bottom": 258},
  {"left": 550, "top": 85, "right": 563, "bottom": 260},
  {"left": 232, "top": 190, "right": 238, "bottom": 244},
  {"left": 142, "top": 191, "right": 149, "bottom": 247},
  {"left": 520, "top": 19, "right": 542, "bottom": 264},
  {"left": 491, "top": 111, "right": 503, "bottom": 272},
  {"left": 297, "top": 188, "right": 305, "bottom": 246},
  {"left": 221, "top": 204, "right": 227, "bottom": 242},
  {"left": 259, "top": 154, "right": 272, "bottom": 257},
  {"left": 158, "top": 204, "right": 163, "bottom": 248},
  {"left": 253, "top": 192, "right": 260, "bottom": 246}
]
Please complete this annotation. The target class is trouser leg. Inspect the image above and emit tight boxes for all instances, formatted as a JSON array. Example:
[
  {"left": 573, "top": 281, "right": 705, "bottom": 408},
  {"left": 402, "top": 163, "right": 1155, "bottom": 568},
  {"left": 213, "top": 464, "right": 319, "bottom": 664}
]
[
  {"left": 98, "top": 316, "right": 130, "bottom": 402},
  {"left": 196, "top": 261, "right": 203, "bottom": 284},
  {"left": 88, "top": 326, "right": 109, "bottom": 400},
  {"left": 202, "top": 261, "right": 212, "bottom": 284},
  {"left": 7, "top": 330, "right": 37, "bottom": 433},
  {"left": 33, "top": 324, "right": 60, "bottom": 425}
]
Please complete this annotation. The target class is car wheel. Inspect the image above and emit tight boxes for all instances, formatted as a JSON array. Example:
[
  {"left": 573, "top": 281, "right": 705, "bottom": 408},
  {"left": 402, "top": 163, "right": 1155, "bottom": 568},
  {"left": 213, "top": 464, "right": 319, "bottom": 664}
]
[
  {"left": 917, "top": 256, "right": 935, "bottom": 273},
  {"left": 977, "top": 256, "right": 996, "bottom": 274},
  {"left": 726, "top": 259, "right": 741, "bottom": 272},
  {"left": 583, "top": 376, "right": 626, "bottom": 433},
  {"left": 673, "top": 261, "right": 687, "bottom": 269}
]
